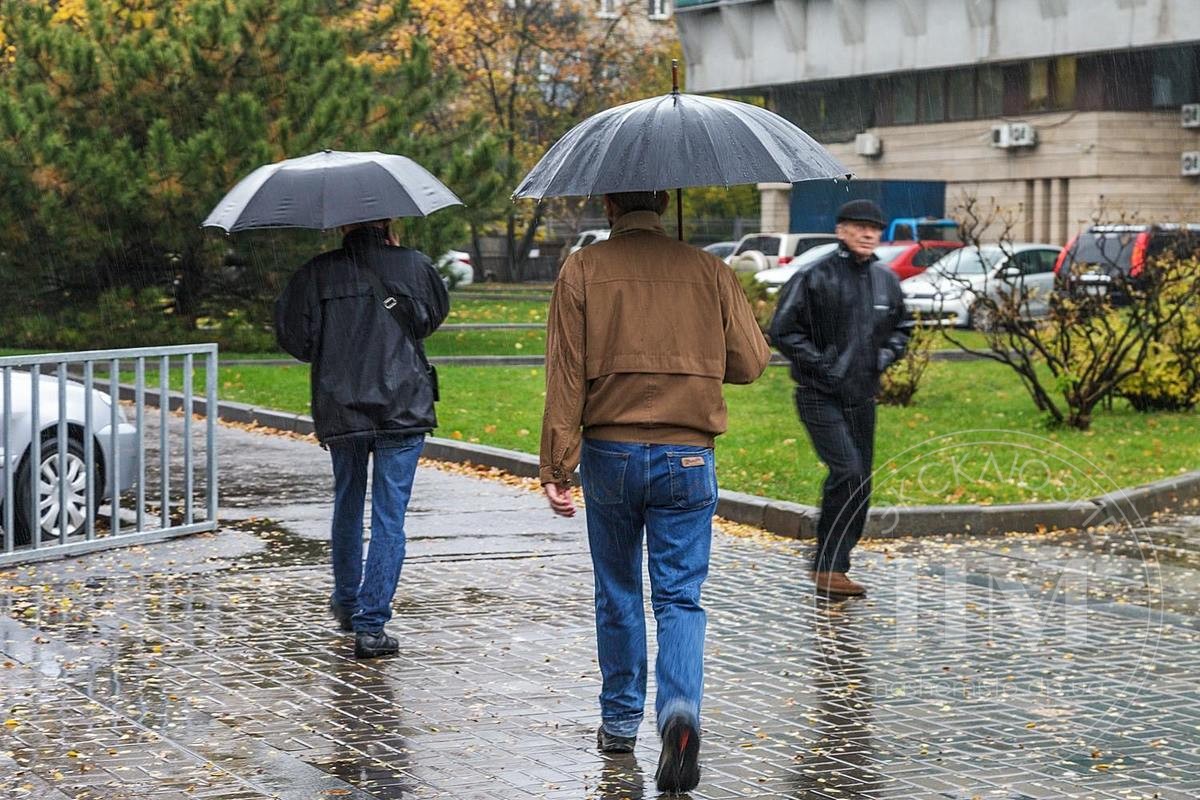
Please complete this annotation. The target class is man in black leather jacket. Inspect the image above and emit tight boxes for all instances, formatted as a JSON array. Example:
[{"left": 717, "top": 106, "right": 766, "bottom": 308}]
[
  {"left": 770, "top": 200, "right": 907, "bottom": 596},
  {"left": 275, "top": 220, "right": 448, "bottom": 657}
]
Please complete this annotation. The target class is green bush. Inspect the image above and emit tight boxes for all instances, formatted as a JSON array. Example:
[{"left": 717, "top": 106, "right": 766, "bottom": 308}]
[
  {"left": 1118, "top": 256, "right": 1200, "bottom": 411},
  {"left": 878, "top": 317, "right": 933, "bottom": 406},
  {"left": 0, "top": 287, "right": 275, "bottom": 353},
  {"left": 736, "top": 271, "right": 778, "bottom": 333}
]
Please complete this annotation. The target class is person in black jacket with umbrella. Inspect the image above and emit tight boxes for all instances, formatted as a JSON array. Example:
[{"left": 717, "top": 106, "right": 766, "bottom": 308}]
[
  {"left": 275, "top": 219, "right": 449, "bottom": 657},
  {"left": 770, "top": 200, "right": 907, "bottom": 597}
]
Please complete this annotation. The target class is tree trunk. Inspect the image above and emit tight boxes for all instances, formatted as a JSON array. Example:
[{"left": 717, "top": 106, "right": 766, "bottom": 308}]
[
  {"left": 469, "top": 222, "right": 485, "bottom": 283},
  {"left": 505, "top": 210, "right": 519, "bottom": 283}
]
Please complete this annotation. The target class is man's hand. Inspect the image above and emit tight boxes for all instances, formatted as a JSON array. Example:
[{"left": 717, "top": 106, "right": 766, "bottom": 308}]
[{"left": 543, "top": 482, "right": 576, "bottom": 518}]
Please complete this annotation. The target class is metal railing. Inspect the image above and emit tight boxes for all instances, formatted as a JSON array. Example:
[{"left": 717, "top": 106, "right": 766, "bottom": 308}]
[{"left": 0, "top": 344, "right": 218, "bottom": 565}]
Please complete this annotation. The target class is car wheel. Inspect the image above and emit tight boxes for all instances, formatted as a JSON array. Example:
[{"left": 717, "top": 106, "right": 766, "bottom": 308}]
[
  {"left": 11, "top": 434, "right": 97, "bottom": 546},
  {"left": 730, "top": 250, "right": 769, "bottom": 273}
]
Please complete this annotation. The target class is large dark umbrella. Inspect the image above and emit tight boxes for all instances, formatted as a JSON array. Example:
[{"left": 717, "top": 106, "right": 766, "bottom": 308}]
[
  {"left": 514, "top": 62, "right": 848, "bottom": 239},
  {"left": 203, "top": 149, "right": 462, "bottom": 232}
]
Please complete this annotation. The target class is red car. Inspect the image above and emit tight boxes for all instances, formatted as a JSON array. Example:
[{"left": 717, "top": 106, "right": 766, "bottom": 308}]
[{"left": 875, "top": 241, "right": 963, "bottom": 281}]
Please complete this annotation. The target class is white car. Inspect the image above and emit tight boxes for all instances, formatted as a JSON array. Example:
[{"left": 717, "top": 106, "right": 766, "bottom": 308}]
[
  {"left": 901, "top": 244, "right": 1062, "bottom": 328},
  {"left": 568, "top": 229, "right": 610, "bottom": 255},
  {"left": 726, "top": 232, "right": 839, "bottom": 273},
  {"left": 1, "top": 371, "right": 137, "bottom": 545},
  {"left": 436, "top": 250, "right": 474, "bottom": 287},
  {"left": 752, "top": 242, "right": 840, "bottom": 294}
]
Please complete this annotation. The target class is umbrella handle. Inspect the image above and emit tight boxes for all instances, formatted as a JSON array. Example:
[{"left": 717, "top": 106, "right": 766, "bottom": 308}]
[{"left": 676, "top": 188, "right": 683, "bottom": 242}]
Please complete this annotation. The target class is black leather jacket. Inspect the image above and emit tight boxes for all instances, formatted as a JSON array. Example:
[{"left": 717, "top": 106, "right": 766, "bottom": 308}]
[
  {"left": 274, "top": 227, "right": 449, "bottom": 443},
  {"left": 769, "top": 244, "right": 908, "bottom": 402}
]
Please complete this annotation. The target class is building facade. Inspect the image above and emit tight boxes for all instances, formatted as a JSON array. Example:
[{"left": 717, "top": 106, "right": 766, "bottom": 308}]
[{"left": 675, "top": 0, "right": 1200, "bottom": 242}]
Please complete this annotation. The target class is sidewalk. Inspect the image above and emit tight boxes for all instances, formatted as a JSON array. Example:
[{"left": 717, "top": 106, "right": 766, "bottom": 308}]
[{"left": 1, "top": 420, "right": 1198, "bottom": 799}]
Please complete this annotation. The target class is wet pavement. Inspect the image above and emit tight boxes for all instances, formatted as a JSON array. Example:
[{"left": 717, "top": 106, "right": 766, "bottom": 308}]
[{"left": 2, "top": 419, "right": 1199, "bottom": 799}]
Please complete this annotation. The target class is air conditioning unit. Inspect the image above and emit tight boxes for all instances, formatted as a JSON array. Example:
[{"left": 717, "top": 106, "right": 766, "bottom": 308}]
[
  {"left": 1182, "top": 151, "right": 1200, "bottom": 177},
  {"left": 854, "top": 132, "right": 882, "bottom": 158},
  {"left": 991, "top": 122, "right": 1037, "bottom": 149},
  {"left": 1182, "top": 104, "right": 1200, "bottom": 128}
]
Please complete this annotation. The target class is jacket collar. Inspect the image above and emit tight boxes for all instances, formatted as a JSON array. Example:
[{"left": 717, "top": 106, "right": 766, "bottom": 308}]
[
  {"left": 342, "top": 226, "right": 391, "bottom": 251},
  {"left": 610, "top": 211, "right": 667, "bottom": 237},
  {"left": 837, "top": 242, "right": 876, "bottom": 267}
]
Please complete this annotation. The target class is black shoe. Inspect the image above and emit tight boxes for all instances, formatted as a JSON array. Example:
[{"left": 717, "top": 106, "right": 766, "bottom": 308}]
[
  {"left": 597, "top": 727, "right": 637, "bottom": 754},
  {"left": 655, "top": 715, "right": 700, "bottom": 794},
  {"left": 329, "top": 601, "right": 354, "bottom": 633},
  {"left": 354, "top": 629, "right": 399, "bottom": 659}
]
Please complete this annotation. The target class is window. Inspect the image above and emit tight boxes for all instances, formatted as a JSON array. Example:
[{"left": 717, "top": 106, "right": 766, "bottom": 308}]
[
  {"left": 977, "top": 66, "right": 1003, "bottom": 117},
  {"left": 598, "top": 0, "right": 618, "bottom": 18},
  {"left": 1028, "top": 60, "right": 1051, "bottom": 112},
  {"left": 1053, "top": 56, "right": 1077, "bottom": 109},
  {"left": 735, "top": 236, "right": 780, "bottom": 256},
  {"left": 1011, "top": 57, "right": 1077, "bottom": 113},
  {"left": 913, "top": 246, "right": 956, "bottom": 268},
  {"left": 648, "top": 0, "right": 671, "bottom": 19},
  {"left": 1151, "top": 46, "right": 1198, "bottom": 107},
  {"left": 919, "top": 73, "right": 945, "bottom": 122},
  {"left": 774, "top": 80, "right": 872, "bottom": 142},
  {"left": 947, "top": 69, "right": 975, "bottom": 121}
]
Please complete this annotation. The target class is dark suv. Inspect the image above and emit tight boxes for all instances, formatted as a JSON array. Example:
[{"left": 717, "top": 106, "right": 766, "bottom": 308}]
[{"left": 1055, "top": 224, "right": 1200, "bottom": 302}]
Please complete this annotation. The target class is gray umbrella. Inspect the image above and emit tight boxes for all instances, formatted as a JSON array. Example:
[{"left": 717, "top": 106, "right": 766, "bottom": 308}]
[
  {"left": 514, "top": 71, "right": 848, "bottom": 201},
  {"left": 202, "top": 150, "right": 462, "bottom": 232}
]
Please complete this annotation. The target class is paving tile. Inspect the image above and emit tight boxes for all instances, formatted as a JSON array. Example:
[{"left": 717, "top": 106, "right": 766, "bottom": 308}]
[{"left": 2, "top": 419, "right": 1198, "bottom": 798}]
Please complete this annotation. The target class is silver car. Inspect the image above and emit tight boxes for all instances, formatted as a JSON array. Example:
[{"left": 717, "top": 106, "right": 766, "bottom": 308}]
[
  {"left": 1, "top": 371, "right": 137, "bottom": 545},
  {"left": 901, "top": 244, "right": 1062, "bottom": 328}
]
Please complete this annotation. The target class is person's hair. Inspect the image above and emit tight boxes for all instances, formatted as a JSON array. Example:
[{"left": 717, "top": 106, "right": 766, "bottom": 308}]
[
  {"left": 605, "top": 190, "right": 668, "bottom": 216},
  {"left": 339, "top": 219, "right": 391, "bottom": 235}
]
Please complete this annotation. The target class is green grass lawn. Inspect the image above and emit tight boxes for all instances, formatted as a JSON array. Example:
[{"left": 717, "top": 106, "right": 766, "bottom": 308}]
[
  {"left": 140, "top": 358, "right": 1198, "bottom": 506},
  {"left": 426, "top": 328, "right": 545, "bottom": 356},
  {"left": 446, "top": 298, "right": 548, "bottom": 324}
]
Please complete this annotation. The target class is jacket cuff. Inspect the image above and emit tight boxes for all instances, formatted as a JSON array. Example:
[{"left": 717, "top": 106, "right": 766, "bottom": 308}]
[{"left": 540, "top": 465, "right": 572, "bottom": 486}]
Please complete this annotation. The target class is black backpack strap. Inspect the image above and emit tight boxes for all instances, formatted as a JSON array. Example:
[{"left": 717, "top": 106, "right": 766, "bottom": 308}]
[{"left": 357, "top": 264, "right": 440, "bottom": 402}]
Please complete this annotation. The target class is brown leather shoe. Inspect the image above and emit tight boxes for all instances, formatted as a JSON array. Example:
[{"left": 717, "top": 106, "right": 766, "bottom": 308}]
[{"left": 812, "top": 571, "right": 865, "bottom": 596}]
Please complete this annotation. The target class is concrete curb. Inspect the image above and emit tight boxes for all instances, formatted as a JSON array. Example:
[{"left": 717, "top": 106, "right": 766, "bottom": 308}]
[{"left": 122, "top": 385, "right": 1200, "bottom": 541}]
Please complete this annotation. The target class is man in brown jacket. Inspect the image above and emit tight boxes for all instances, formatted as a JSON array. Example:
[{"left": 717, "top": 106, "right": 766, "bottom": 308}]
[{"left": 540, "top": 190, "right": 770, "bottom": 794}]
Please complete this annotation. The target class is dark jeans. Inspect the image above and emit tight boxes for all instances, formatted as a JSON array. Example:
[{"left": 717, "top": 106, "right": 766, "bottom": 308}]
[
  {"left": 328, "top": 434, "right": 425, "bottom": 632},
  {"left": 795, "top": 389, "right": 876, "bottom": 573}
]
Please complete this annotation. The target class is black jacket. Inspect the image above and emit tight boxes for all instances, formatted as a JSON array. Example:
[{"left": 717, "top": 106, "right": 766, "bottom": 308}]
[
  {"left": 769, "top": 244, "right": 908, "bottom": 402},
  {"left": 274, "top": 227, "right": 450, "bottom": 443}
]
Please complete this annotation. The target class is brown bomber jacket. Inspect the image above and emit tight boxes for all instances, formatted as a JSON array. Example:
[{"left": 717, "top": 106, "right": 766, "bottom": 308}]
[{"left": 538, "top": 211, "right": 771, "bottom": 486}]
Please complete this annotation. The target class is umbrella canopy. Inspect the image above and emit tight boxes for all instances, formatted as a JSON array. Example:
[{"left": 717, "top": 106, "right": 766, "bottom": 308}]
[
  {"left": 513, "top": 92, "right": 848, "bottom": 200},
  {"left": 203, "top": 150, "right": 462, "bottom": 232}
]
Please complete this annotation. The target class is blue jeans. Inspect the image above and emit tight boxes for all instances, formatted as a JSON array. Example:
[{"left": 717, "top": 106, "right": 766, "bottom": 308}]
[
  {"left": 328, "top": 434, "right": 424, "bottom": 632},
  {"left": 581, "top": 438, "right": 717, "bottom": 738}
]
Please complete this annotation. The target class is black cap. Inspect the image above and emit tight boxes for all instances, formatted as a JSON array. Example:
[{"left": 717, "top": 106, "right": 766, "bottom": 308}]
[{"left": 836, "top": 199, "right": 886, "bottom": 229}]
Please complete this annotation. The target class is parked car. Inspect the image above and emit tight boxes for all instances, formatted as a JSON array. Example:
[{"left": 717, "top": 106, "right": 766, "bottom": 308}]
[
  {"left": 0, "top": 371, "right": 137, "bottom": 545},
  {"left": 1055, "top": 224, "right": 1200, "bottom": 302},
  {"left": 901, "top": 243, "right": 1062, "bottom": 328},
  {"left": 568, "top": 229, "right": 610, "bottom": 255},
  {"left": 702, "top": 240, "right": 738, "bottom": 260},
  {"left": 727, "top": 232, "right": 839, "bottom": 273},
  {"left": 885, "top": 216, "right": 961, "bottom": 243},
  {"left": 752, "top": 242, "right": 840, "bottom": 293},
  {"left": 874, "top": 240, "right": 963, "bottom": 281},
  {"left": 436, "top": 250, "right": 474, "bottom": 287}
]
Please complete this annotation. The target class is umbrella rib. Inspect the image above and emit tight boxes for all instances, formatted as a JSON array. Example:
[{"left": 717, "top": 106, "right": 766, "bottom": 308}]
[
  {"left": 688, "top": 99, "right": 730, "bottom": 190},
  {"left": 588, "top": 101, "right": 659, "bottom": 195},
  {"left": 726, "top": 103, "right": 844, "bottom": 183}
]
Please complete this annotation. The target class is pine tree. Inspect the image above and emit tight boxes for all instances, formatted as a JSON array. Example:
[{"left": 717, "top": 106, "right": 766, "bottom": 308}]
[{"left": 0, "top": 0, "right": 498, "bottom": 322}]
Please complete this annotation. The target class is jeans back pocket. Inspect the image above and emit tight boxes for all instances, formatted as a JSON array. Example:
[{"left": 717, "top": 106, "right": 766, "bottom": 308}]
[
  {"left": 581, "top": 443, "right": 629, "bottom": 505},
  {"left": 667, "top": 449, "right": 716, "bottom": 509}
]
